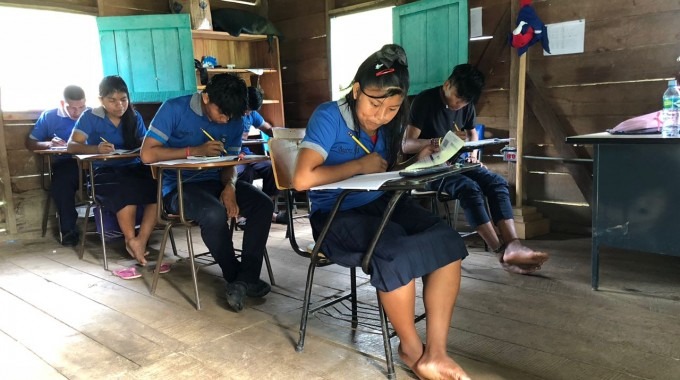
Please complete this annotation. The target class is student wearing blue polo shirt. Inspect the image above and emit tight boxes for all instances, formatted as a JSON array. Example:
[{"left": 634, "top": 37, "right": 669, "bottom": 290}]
[
  {"left": 26, "top": 85, "right": 88, "bottom": 246},
  {"left": 235, "top": 86, "right": 287, "bottom": 224},
  {"left": 140, "top": 73, "right": 273, "bottom": 312},
  {"left": 293, "top": 45, "right": 470, "bottom": 380},
  {"left": 67, "top": 76, "right": 157, "bottom": 266}
]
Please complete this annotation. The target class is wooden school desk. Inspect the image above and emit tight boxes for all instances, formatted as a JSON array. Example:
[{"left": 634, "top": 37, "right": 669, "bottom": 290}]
[{"left": 146, "top": 155, "right": 271, "bottom": 309}]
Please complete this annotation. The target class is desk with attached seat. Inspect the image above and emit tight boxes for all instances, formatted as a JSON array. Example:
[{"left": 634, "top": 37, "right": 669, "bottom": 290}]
[{"left": 148, "top": 155, "right": 275, "bottom": 310}]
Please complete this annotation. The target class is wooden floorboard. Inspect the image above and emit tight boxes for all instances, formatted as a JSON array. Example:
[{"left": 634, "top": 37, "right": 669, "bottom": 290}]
[{"left": 1, "top": 219, "right": 679, "bottom": 379}]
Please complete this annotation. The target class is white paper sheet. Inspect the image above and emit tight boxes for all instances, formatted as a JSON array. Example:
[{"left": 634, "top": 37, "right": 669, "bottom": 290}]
[
  {"left": 311, "top": 171, "right": 402, "bottom": 191},
  {"left": 470, "top": 7, "right": 483, "bottom": 38},
  {"left": 544, "top": 19, "right": 585, "bottom": 56}
]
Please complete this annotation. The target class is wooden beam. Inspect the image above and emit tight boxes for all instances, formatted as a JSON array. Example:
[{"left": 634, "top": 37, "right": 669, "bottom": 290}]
[
  {"left": 515, "top": 54, "right": 527, "bottom": 207},
  {"left": 525, "top": 72, "right": 593, "bottom": 205},
  {"left": 474, "top": 4, "right": 510, "bottom": 78},
  {"left": 0, "top": 0, "right": 98, "bottom": 15},
  {"left": 0, "top": 88, "right": 18, "bottom": 234},
  {"left": 508, "top": 0, "right": 520, "bottom": 197}
]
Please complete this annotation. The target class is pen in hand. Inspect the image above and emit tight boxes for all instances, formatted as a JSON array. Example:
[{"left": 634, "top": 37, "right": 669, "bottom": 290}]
[
  {"left": 348, "top": 131, "right": 371, "bottom": 154},
  {"left": 200, "top": 128, "right": 229, "bottom": 155},
  {"left": 100, "top": 137, "right": 110, "bottom": 144}
]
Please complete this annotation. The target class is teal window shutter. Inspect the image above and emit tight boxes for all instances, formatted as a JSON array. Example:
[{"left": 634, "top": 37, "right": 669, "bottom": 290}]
[
  {"left": 393, "top": 0, "right": 469, "bottom": 96},
  {"left": 97, "top": 14, "right": 196, "bottom": 103}
]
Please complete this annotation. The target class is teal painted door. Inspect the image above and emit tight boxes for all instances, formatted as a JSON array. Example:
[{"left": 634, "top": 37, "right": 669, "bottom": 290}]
[
  {"left": 97, "top": 14, "right": 196, "bottom": 103},
  {"left": 393, "top": 0, "right": 468, "bottom": 96}
]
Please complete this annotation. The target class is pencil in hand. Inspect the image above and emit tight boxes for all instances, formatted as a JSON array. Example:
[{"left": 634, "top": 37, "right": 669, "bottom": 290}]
[
  {"left": 100, "top": 137, "right": 110, "bottom": 144},
  {"left": 347, "top": 131, "right": 370, "bottom": 154},
  {"left": 200, "top": 128, "right": 228, "bottom": 155}
]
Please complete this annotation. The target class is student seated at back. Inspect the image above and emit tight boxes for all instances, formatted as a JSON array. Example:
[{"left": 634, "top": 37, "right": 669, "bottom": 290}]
[{"left": 67, "top": 76, "right": 158, "bottom": 265}]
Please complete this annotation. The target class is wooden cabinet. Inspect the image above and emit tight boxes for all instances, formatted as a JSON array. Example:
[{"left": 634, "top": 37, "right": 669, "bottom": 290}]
[
  {"left": 97, "top": 14, "right": 197, "bottom": 103},
  {"left": 192, "top": 31, "right": 285, "bottom": 127}
]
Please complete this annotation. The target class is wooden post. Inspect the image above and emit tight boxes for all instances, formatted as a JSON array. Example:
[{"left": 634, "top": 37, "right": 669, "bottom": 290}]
[
  {"left": 0, "top": 88, "right": 18, "bottom": 234},
  {"left": 515, "top": 53, "right": 526, "bottom": 207}
]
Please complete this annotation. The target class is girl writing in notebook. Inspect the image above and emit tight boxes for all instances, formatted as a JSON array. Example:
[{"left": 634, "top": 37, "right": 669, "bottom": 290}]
[
  {"left": 67, "top": 76, "right": 158, "bottom": 267},
  {"left": 293, "top": 45, "right": 470, "bottom": 380}
]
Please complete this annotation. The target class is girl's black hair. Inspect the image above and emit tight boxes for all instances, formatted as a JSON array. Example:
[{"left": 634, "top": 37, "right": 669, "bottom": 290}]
[
  {"left": 343, "top": 44, "right": 410, "bottom": 167},
  {"left": 99, "top": 76, "right": 140, "bottom": 150}
]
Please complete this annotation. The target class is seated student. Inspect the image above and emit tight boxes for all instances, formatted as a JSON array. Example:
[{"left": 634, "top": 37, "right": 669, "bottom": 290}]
[
  {"left": 67, "top": 76, "right": 158, "bottom": 265},
  {"left": 402, "top": 64, "right": 549, "bottom": 275},
  {"left": 235, "top": 86, "right": 287, "bottom": 224},
  {"left": 293, "top": 44, "right": 470, "bottom": 380},
  {"left": 26, "top": 85, "right": 88, "bottom": 246},
  {"left": 140, "top": 73, "right": 273, "bottom": 312}
]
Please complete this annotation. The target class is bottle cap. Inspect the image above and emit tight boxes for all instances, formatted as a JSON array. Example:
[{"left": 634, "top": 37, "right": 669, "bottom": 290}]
[{"left": 669, "top": 79, "right": 677, "bottom": 87}]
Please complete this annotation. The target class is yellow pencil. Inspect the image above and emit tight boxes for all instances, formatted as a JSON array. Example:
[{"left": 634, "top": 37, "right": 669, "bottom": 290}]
[
  {"left": 347, "top": 131, "right": 370, "bottom": 154},
  {"left": 201, "top": 128, "right": 228, "bottom": 155},
  {"left": 453, "top": 122, "right": 460, "bottom": 131},
  {"left": 100, "top": 137, "right": 110, "bottom": 143}
]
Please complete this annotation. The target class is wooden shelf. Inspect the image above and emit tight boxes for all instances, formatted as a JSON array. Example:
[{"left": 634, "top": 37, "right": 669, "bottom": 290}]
[{"left": 191, "top": 30, "right": 269, "bottom": 42}]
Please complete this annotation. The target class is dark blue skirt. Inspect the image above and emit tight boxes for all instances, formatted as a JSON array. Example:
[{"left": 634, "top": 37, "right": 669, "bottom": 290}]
[
  {"left": 310, "top": 193, "right": 468, "bottom": 292},
  {"left": 93, "top": 164, "right": 157, "bottom": 213}
]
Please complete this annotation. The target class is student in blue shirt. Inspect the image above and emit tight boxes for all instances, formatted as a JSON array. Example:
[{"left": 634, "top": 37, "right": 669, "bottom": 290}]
[
  {"left": 294, "top": 45, "right": 470, "bottom": 380},
  {"left": 235, "top": 86, "right": 286, "bottom": 224},
  {"left": 67, "top": 76, "right": 158, "bottom": 266},
  {"left": 140, "top": 73, "right": 273, "bottom": 312},
  {"left": 26, "top": 85, "right": 88, "bottom": 246}
]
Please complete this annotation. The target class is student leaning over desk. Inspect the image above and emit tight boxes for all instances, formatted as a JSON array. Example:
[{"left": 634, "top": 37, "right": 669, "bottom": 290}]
[
  {"left": 140, "top": 73, "right": 273, "bottom": 313},
  {"left": 26, "top": 85, "right": 89, "bottom": 246},
  {"left": 67, "top": 76, "right": 158, "bottom": 266},
  {"left": 402, "top": 64, "right": 549, "bottom": 275},
  {"left": 293, "top": 44, "right": 471, "bottom": 380}
]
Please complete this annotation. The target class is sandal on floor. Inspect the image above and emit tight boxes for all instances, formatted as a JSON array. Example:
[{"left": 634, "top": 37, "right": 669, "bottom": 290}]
[
  {"left": 155, "top": 263, "right": 172, "bottom": 274},
  {"left": 112, "top": 267, "right": 141, "bottom": 280}
]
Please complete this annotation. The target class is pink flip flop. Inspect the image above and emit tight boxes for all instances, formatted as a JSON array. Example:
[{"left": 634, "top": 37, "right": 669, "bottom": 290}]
[
  {"left": 155, "top": 263, "right": 172, "bottom": 274},
  {"left": 113, "top": 267, "right": 141, "bottom": 280}
]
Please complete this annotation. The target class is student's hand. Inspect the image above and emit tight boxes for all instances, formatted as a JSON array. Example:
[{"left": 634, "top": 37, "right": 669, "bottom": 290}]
[
  {"left": 220, "top": 184, "right": 239, "bottom": 218},
  {"left": 417, "top": 144, "right": 439, "bottom": 160},
  {"left": 465, "top": 155, "right": 486, "bottom": 168},
  {"left": 98, "top": 142, "right": 115, "bottom": 154},
  {"left": 358, "top": 152, "right": 387, "bottom": 174},
  {"left": 50, "top": 136, "right": 66, "bottom": 147},
  {"left": 197, "top": 140, "right": 225, "bottom": 156}
]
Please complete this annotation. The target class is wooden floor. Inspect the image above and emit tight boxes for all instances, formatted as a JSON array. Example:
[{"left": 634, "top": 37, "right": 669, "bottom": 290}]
[{"left": 1, "top": 215, "right": 679, "bottom": 380}]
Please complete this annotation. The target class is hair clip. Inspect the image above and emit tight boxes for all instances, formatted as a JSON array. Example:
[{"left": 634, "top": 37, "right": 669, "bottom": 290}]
[{"left": 375, "top": 68, "right": 395, "bottom": 77}]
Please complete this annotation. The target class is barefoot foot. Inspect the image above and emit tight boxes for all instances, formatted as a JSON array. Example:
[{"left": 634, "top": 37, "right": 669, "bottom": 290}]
[
  {"left": 501, "top": 261, "right": 542, "bottom": 275},
  {"left": 414, "top": 351, "right": 470, "bottom": 380},
  {"left": 398, "top": 343, "right": 425, "bottom": 378},
  {"left": 125, "top": 237, "right": 148, "bottom": 265},
  {"left": 499, "top": 239, "right": 548, "bottom": 269}
]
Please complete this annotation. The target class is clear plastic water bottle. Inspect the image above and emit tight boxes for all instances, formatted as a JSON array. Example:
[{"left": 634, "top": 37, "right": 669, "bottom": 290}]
[{"left": 662, "top": 79, "right": 680, "bottom": 137}]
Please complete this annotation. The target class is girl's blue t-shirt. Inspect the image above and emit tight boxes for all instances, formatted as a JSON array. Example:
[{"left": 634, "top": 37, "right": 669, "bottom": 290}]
[
  {"left": 300, "top": 100, "right": 387, "bottom": 214},
  {"left": 146, "top": 93, "right": 243, "bottom": 196},
  {"left": 72, "top": 107, "right": 146, "bottom": 168}
]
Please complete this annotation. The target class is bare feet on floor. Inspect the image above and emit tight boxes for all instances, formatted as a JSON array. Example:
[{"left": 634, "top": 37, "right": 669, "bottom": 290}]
[
  {"left": 412, "top": 350, "right": 470, "bottom": 380},
  {"left": 398, "top": 343, "right": 424, "bottom": 377},
  {"left": 126, "top": 237, "right": 149, "bottom": 265},
  {"left": 498, "top": 238, "right": 548, "bottom": 275}
]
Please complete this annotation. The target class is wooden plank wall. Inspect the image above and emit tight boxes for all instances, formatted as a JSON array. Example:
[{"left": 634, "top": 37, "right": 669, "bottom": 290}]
[
  {"left": 0, "top": 110, "right": 45, "bottom": 236},
  {"left": 521, "top": 0, "right": 680, "bottom": 233}
]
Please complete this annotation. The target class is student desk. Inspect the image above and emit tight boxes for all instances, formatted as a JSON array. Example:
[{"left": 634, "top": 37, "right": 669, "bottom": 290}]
[
  {"left": 146, "top": 155, "right": 270, "bottom": 309},
  {"left": 565, "top": 132, "right": 680, "bottom": 289},
  {"left": 74, "top": 152, "right": 141, "bottom": 270},
  {"left": 299, "top": 163, "right": 480, "bottom": 377},
  {"left": 34, "top": 148, "right": 74, "bottom": 237}
]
